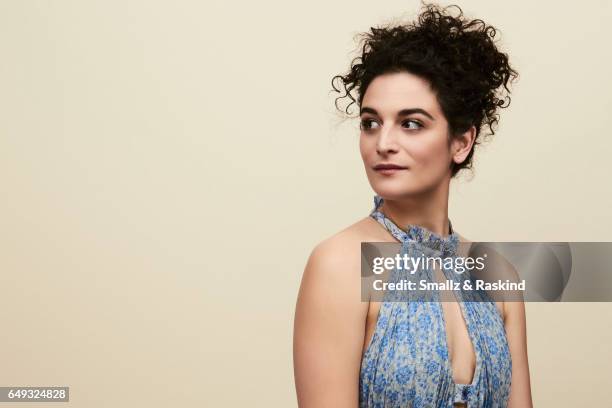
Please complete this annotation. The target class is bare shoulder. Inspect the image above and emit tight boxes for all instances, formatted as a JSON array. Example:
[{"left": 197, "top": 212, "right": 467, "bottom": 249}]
[
  {"left": 297, "top": 215, "right": 388, "bottom": 314},
  {"left": 453, "top": 230, "right": 476, "bottom": 260},
  {"left": 453, "top": 230, "right": 509, "bottom": 320},
  {"left": 455, "top": 230, "right": 472, "bottom": 245},
  {"left": 294, "top": 217, "right": 378, "bottom": 406},
  {"left": 293, "top": 220, "right": 378, "bottom": 407},
  {"left": 307, "top": 216, "right": 385, "bottom": 273}
]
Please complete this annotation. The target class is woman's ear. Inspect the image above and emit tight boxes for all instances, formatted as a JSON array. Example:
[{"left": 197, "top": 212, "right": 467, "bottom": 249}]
[{"left": 452, "top": 125, "right": 477, "bottom": 165}]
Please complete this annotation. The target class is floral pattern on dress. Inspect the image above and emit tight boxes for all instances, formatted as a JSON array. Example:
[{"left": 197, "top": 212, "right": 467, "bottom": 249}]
[{"left": 360, "top": 195, "right": 512, "bottom": 407}]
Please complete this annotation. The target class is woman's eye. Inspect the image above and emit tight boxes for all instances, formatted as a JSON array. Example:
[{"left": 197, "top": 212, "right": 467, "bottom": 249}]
[
  {"left": 360, "top": 118, "right": 379, "bottom": 131},
  {"left": 360, "top": 118, "right": 422, "bottom": 132},
  {"left": 402, "top": 120, "right": 423, "bottom": 130}
]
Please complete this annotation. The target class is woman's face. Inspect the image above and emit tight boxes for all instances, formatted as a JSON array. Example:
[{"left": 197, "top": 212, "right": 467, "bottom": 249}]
[{"left": 359, "top": 71, "right": 469, "bottom": 200}]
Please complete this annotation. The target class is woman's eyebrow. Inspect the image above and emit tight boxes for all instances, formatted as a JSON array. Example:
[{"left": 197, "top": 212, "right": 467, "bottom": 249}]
[{"left": 360, "top": 106, "right": 435, "bottom": 121}]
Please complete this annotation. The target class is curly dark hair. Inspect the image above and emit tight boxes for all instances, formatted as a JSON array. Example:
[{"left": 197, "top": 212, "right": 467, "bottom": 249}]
[{"left": 331, "top": 1, "right": 519, "bottom": 177}]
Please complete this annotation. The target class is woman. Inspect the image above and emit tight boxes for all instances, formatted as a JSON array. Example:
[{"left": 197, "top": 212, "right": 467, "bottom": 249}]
[{"left": 293, "top": 2, "right": 532, "bottom": 408}]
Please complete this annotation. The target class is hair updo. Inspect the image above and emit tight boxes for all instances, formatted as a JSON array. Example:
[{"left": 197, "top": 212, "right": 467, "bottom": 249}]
[{"left": 331, "top": 2, "right": 519, "bottom": 177}]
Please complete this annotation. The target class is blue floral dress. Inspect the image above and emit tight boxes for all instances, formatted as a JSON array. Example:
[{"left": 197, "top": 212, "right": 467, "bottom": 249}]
[{"left": 359, "top": 195, "right": 512, "bottom": 407}]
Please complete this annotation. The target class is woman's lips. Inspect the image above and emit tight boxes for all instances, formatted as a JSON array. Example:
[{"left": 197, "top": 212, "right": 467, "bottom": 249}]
[
  {"left": 373, "top": 164, "right": 408, "bottom": 175},
  {"left": 374, "top": 168, "right": 407, "bottom": 175}
]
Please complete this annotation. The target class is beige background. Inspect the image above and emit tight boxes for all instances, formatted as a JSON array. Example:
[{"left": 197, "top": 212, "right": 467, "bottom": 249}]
[{"left": 1, "top": 0, "right": 611, "bottom": 406}]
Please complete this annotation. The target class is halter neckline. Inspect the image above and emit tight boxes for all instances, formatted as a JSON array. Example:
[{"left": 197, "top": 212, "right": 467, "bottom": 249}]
[
  {"left": 369, "top": 194, "right": 460, "bottom": 257},
  {"left": 361, "top": 196, "right": 511, "bottom": 407}
]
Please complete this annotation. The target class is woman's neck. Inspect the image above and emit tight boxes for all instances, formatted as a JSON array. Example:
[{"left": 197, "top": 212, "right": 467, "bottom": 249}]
[{"left": 379, "top": 185, "right": 451, "bottom": 237}]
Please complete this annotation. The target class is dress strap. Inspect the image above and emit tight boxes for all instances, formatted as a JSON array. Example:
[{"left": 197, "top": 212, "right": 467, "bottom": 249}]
[
  {"left": 369, "top": 195, "right": 458, "bottom": 257},
  {"left": 371, "top": 194, "right": 454, "bottom": 235}
]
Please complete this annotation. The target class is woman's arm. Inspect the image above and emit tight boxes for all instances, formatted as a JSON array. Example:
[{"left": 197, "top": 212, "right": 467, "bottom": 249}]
[
  {"left": 504, "top": 299, "right": 534, "bottom": 407},
  {"left": 293, "top": 237, "right": 367, "bottom": 408}
]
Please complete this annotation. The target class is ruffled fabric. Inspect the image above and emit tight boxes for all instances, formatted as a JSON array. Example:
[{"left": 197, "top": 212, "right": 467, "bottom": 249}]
[{"left": 370, "top": 195, "right": 460, "bottom": 258}]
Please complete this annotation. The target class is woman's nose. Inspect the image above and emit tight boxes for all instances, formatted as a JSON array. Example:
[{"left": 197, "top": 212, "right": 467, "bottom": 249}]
[{"left": 376, "top": 127, "right": 399, "bottom": 154}]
